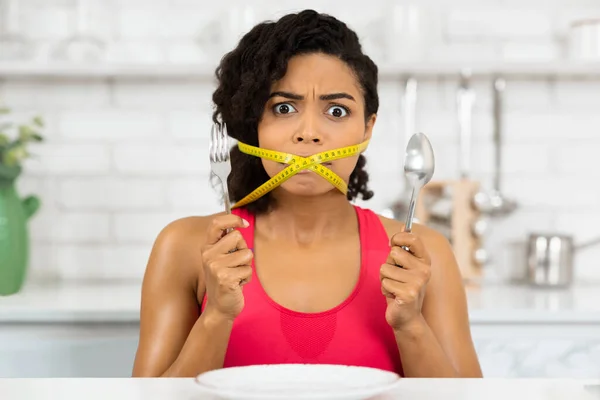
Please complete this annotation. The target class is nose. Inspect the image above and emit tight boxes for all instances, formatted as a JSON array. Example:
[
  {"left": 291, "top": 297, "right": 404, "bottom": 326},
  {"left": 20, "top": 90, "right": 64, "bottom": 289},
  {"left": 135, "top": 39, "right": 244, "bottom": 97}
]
[
  {"left": 293, "top": 133, "right": 321, "bottom": 144},
  {"left": 292, "top": 114, "right": 322, "bottom": 144},
  {"left": 293, "top": 130, "right": 322, "bottom": 144}
]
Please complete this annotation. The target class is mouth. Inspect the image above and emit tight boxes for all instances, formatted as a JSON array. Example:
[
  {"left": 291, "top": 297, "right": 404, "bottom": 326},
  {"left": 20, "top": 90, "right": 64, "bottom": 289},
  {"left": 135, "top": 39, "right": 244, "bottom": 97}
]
[{"left": 278, "top": 161, "right": 333, "bottom": 174}]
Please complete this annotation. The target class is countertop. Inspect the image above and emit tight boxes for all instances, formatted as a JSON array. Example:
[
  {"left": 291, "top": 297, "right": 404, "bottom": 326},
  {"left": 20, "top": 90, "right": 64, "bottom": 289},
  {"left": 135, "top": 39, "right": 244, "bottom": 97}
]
[
  {"left": 1, "top": 280, "right": 600, "bottom": 324},
  {"left": 0, "top": 378, "right": 597, "bottom": 400}
]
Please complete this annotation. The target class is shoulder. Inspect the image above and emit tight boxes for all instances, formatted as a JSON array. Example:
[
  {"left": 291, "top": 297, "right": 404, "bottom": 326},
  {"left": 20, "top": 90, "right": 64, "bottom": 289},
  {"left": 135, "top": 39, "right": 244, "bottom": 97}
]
[
  {"left": 145, "top": 212, "right": 226, "bottom": 293},
  {"left": 153, "top": 212, "right": 225, "bottom": 254}
]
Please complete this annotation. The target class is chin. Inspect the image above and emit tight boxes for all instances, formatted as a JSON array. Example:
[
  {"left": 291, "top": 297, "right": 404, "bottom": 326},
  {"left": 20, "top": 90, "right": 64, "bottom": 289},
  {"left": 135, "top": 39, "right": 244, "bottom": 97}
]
[{"left": 278, "top": 175, "right": 339, "bottom": 197}]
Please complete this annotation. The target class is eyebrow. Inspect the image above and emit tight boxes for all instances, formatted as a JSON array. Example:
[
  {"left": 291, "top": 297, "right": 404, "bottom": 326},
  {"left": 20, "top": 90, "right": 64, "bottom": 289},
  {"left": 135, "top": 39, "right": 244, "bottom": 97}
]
[{"left": 269, "top": 91, "right": 356, "bottom": 102}]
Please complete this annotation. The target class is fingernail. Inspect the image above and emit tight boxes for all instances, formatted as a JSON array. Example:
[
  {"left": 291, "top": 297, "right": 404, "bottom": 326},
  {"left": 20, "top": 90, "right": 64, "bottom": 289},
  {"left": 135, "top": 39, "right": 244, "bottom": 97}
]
[{"left": 242, "top": 218, "right": 249, "bottom": 227}]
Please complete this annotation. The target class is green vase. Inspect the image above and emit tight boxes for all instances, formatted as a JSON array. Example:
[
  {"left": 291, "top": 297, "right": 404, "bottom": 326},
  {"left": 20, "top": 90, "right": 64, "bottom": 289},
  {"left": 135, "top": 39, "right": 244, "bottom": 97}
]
[{"left": 0, "top": 165, "right": 40, "bottom": 296}]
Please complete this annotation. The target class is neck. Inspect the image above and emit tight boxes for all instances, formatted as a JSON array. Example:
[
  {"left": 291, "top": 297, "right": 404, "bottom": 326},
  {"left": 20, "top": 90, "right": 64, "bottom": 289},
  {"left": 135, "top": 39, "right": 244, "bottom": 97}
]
[{"left": 259, "top": 190, "right": 357, "bottom": 245}]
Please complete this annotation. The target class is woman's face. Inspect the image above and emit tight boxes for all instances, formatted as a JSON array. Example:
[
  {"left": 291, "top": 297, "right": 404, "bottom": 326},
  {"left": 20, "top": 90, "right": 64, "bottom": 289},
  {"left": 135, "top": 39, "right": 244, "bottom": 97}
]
[{"left": 257, "top": 52, "right": 376, "bottom": 198}]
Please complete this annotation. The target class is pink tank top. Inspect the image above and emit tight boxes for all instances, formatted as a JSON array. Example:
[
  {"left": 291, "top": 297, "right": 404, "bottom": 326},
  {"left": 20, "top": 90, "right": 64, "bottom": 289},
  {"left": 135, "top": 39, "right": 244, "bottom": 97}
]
[{"left": 201, "top": 205, "right": 404, "bottom": 375}]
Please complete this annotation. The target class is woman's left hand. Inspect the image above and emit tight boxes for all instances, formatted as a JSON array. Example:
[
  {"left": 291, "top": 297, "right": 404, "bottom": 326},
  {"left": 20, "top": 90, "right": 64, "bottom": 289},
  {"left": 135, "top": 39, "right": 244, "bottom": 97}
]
[{"left": 380, "top": 231, "right": 432, "bottom": 332}]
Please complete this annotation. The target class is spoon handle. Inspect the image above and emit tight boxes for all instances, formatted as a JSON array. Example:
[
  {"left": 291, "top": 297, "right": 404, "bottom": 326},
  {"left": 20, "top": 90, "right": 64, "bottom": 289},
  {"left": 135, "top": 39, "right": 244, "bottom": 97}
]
[
  {"left": 404, "top": 185, "right": 417, "bottom": 233},
  {"left": 401, "top": 185, "right": 418, "bottom": 253}
]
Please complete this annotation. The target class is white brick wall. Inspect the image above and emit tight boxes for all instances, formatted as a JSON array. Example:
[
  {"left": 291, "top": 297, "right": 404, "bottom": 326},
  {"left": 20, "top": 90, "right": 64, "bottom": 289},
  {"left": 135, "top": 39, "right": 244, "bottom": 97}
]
[
  {"left": 23, "top": 144, "right": 112, "bottom": 175},
  {"left": 2, "top": 80, "right": 111, "bottom": 109},
  {"left": 555, "top": 212, "right": 600, "bottom": 283},
  {"left": 113, "top": 143, "right": 208, "bottom": 174},
  {"left": 105, "top": 41, "right": 164, "bottom": 64},
  {"left": 53, "top": 245, "right": 151, "bottom": 281},
  {"left": 167, "top": 176, "right": 223, "bottom": 210},
  {"left": 112, "top": 81, "right": 214, "bottom": 110},
  {"left": 58, "top": 110, "right": 165, "bottom": 140},
  {"left": 502, "top": 176, "right": 597, "bottom": 209},
  {"left": 3, "top": 0, "right": 600, "bottom": 284},
  {"left": 31, "top": 212, "right": 111, "bottom": 243},
  {"left": 58, "top": 178, "right": 167, "bottom": 210}
]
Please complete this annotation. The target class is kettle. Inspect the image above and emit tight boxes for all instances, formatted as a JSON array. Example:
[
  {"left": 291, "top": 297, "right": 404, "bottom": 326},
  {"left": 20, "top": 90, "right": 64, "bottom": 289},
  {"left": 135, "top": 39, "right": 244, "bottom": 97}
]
[{"left": 526, "top": 232, "right": 600, "bottom": 287}]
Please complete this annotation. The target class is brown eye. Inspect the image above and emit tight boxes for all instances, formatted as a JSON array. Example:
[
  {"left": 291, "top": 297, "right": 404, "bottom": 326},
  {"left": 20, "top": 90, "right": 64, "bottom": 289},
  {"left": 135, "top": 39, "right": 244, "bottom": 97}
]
[
  {"left": 327, "top": 105, "right": 348, "bottom": 118},
  {"left": 274, "top": 103, "right": 297, "bottom": 114}
]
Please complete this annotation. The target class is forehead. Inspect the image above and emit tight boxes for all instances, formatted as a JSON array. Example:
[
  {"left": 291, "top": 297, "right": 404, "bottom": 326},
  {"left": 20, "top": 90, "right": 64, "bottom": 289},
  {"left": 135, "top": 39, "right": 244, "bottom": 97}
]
[{"left": 270, "top": 53, "right": 362, "bottom": 95}]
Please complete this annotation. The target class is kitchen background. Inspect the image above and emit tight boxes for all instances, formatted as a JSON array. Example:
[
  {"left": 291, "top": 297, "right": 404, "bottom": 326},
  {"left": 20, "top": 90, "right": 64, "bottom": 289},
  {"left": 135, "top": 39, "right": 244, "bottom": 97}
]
[{"left": 1, "top": 0, "right": 600, "bottom": 380}]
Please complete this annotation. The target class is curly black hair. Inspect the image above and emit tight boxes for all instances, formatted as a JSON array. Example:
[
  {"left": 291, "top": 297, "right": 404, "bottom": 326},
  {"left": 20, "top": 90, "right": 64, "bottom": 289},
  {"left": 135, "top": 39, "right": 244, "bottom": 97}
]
[{"left": 211, "top": 9, "right": 379, "bottom": 215}]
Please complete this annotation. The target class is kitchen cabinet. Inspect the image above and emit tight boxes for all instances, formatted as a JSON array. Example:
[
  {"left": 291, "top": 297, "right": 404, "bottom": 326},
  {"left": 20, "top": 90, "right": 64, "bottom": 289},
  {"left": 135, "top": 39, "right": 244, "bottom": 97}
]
[
  {"left": 0, "top": 323, "right": 139, "bottom": 378},
  {"left": 473, "top": 324, "right": 600, "bottom": 378}
]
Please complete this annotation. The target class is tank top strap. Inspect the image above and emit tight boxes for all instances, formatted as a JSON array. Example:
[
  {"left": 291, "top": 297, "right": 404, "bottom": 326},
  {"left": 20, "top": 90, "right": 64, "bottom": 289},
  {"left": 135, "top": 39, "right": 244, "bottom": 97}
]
[{"left": 353, "top": 205, "right": 391, "bottom": 253}]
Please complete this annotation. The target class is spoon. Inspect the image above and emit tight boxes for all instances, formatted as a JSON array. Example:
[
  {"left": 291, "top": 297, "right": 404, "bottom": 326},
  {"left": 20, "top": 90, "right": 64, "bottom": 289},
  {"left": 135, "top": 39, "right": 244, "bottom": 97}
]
[{"left": 402, "top": 132, "right": 435, "bottom": 251}]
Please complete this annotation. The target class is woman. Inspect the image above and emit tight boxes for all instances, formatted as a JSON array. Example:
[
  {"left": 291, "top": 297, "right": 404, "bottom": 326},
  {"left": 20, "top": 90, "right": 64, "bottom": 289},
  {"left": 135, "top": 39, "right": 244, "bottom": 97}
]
[{"left": 132, "top": 9, "right": 482, "bottom": 378}]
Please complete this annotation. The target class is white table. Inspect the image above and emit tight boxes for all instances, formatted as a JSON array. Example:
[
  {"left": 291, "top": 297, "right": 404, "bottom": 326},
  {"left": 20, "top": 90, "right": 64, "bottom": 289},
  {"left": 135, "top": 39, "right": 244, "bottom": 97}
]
[{"left": 0, "top": 378, "right": 597, "bottom": 400}]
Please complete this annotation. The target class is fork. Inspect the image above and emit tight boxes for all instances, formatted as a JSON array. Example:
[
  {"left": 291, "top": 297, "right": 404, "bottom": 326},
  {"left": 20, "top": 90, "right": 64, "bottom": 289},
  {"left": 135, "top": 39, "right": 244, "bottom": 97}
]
[{"left": 209, "top": 122, "right": 233, "bottom": 230}]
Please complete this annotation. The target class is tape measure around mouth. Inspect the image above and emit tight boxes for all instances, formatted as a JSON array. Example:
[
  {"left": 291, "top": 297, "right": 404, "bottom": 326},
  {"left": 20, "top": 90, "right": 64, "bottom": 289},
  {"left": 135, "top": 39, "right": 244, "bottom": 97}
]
[{"left": 232, "top": 140, "right": 370, "bottom": 209}]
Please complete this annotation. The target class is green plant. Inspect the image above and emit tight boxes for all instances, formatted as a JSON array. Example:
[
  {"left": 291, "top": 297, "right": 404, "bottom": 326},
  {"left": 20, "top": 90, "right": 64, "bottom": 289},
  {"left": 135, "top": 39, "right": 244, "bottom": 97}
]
[{"left": 0, "top": 107, "right": 44, "bottom": 169}]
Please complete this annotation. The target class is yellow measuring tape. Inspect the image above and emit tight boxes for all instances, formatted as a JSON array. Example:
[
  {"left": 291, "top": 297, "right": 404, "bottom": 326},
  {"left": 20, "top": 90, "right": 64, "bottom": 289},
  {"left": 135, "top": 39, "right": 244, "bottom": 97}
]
[{"left": 232, "top": 140, "right": 370, "bottom": 209}]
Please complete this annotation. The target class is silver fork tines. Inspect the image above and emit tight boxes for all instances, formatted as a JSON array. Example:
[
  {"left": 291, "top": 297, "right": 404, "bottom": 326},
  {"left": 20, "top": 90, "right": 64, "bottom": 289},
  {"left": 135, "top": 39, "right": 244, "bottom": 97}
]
[{"left": 209, "top": 122, "right": 232, "bottom": 218}]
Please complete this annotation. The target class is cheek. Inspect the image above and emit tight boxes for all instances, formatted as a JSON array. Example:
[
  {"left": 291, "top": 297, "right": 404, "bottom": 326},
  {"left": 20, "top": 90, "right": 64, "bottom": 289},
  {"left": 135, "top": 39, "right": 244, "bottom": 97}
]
[
  {"left": 258, "top": 125, "right": 286, "bottom": 178},
  {"left": 332, "top": 120, "right": 369, "bottom": 148},
  {"left": 261, "top": 159, "right": 280, "bottom": 177},
  {"left": 332, "top": 155, "right": 360, "bottom": 178},
  {"left": 257, "top": 117, "right": 288, "bottom": 149}
]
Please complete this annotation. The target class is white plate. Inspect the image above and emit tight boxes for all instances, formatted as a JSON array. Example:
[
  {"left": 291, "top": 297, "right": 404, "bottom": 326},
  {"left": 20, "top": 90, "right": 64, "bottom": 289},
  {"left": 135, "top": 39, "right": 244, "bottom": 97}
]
[{"left": 194, "top": 364, "right": 401, "bottom": 400}]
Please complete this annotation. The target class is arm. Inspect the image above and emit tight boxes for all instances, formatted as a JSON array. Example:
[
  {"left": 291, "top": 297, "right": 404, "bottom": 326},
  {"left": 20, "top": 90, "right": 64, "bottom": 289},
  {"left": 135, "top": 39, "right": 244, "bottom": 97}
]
[
  {"left": 380, "top": 219, "right": 482, "bottom": 378},
  {"left": 131, "top": 217, "right": 232, "bottom": 377},
  {"left": 393, "top": 316, "right": 461, "bottom": 377},
  {"left": 161, "top": 309, "right": 234, "bottom": 377},
  {"left": 414, "top": 227, "right": 482, "bottom": 377}
]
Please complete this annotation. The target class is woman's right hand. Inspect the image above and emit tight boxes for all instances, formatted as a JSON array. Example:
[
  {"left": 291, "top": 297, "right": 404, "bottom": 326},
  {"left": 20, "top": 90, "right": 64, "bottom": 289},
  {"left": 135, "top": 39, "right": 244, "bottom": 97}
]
[{"left": 201, "top": 214, "right": 253, "bottom": 322}]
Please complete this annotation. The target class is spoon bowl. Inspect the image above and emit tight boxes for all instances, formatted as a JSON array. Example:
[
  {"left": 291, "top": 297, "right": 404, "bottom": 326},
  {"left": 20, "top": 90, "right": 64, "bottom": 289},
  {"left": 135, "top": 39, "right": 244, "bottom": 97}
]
[{"left": 403, "top": 132, "right": 435, "bottom": 235}]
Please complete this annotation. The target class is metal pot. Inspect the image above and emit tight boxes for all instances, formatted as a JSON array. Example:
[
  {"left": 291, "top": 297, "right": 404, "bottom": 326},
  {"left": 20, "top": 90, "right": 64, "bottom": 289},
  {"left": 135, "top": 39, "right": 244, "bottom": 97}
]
[{"left": 526, "top": 233, "right": 600, "bottom": 287}]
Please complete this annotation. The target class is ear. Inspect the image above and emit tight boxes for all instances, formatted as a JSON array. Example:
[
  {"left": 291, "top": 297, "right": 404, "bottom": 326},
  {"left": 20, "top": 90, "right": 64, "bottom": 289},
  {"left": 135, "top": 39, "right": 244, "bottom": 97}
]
[{"left": 364, "top": 114, "right": 377, "bottom": 141}]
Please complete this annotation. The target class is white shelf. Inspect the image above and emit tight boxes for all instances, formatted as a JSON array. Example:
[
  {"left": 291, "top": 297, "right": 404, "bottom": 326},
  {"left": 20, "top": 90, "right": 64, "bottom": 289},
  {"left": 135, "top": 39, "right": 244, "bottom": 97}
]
[
  {"left": 379, "top": 60, "right": 600, "bottom": 78},
  {"left": 0, "top": 62, "right": 218, "bottom": 79},
  {"left": 0, "top": 60, "right": 599, "bottom": 80}
]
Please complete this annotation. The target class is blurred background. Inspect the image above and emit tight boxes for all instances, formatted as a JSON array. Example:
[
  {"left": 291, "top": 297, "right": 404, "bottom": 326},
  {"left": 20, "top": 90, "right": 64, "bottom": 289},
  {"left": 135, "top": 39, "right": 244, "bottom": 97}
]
[{"left": 1, "top": 0, "right": 600, "bottom": 380}]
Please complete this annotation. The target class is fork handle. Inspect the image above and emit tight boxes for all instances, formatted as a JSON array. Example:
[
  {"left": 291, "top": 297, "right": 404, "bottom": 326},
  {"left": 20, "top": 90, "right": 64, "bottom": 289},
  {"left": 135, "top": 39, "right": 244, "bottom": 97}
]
[{"left": 222, "top": 181, "right": 233, "bottom": 235}]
